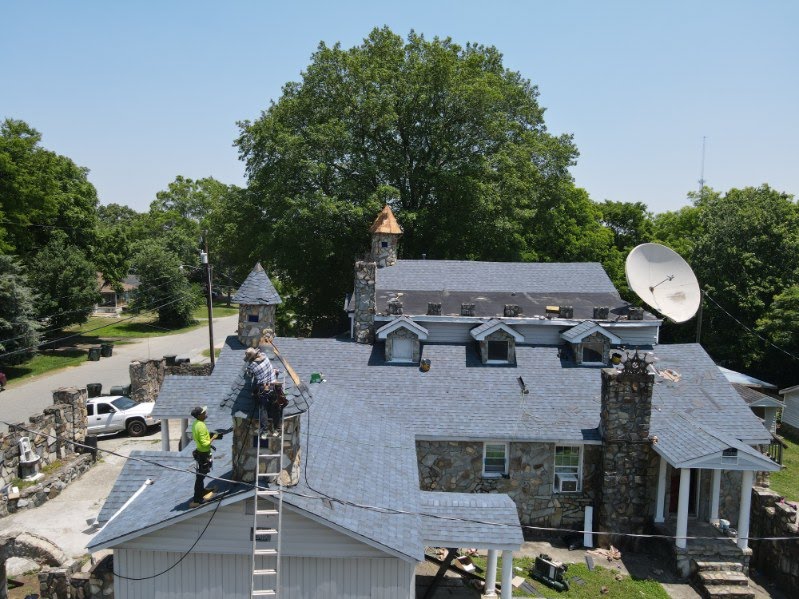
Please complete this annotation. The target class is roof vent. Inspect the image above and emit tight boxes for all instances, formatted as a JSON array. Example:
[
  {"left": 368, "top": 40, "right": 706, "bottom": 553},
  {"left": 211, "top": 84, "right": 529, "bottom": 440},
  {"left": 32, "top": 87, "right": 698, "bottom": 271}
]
[
  {"left": 387, "top": 298, "right": 403, "bottom": 315},
  {"left": 427, "top": 302, "right": 441, "bottom": 316},
  {"left": 461, "top": 303, "right": 475, "bottom": 317},
  {"left": 628, "top": 306, "right": 644, "bottom": 321},
  {"left": 504, "top": 304, "right": 522, "bottom": 317},
  {"left": 594, "top": 306, "right": 610, "bottom": 320},
  {"left": 559, "top": 306, "right": 573, "bottom": 319}
]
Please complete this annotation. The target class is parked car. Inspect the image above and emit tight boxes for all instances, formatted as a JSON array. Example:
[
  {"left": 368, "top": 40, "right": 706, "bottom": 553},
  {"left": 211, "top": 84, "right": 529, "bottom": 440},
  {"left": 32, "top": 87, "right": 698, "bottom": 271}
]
[{"left": 86, "top": 396, "right": 156, "bottom": 437}]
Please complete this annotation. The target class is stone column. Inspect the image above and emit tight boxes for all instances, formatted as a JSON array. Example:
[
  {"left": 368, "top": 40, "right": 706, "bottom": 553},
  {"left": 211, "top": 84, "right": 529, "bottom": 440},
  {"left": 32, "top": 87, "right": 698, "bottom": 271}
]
[
  {"left": 655, "top": 456, "right": 667, "bottom": 523},
  {"left": 161, "top": 420, "right": 170, "bottom": 451},
  {"left": 737, "top": 470, "right": 754, "bottom": 550},
  {"left": 129, "top": 359, "right": 166, "bottom": 403},
  {"left": 676, "top": 468, "right": 691, "bottom": 549},
  {"left": 710, "top": 469, "right": 721, "bottom": 522},
  {"left": 483, "top": 550, "right": 498, "bottom": 598},
  {"left": 500, "top": 550, "right": 513, "bottom": 599},
  {"left": 353, "top": 261, "right": 376, "bottom": 344}
]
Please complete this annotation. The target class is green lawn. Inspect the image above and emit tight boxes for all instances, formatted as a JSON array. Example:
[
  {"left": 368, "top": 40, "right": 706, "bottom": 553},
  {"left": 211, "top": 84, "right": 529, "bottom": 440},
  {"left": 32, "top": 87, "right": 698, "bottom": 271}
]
[
  {"left": 4, "top": 349, "right": 88, "bottom": 382},
  {"left": 770, "top": 427, "right": 799, "bottom": 501},
  {"left": 191, "top": 303, "right": 239, "bottom": 319},
  {"left": 472, "top": 556, "right": 668, "bottom": 599}
]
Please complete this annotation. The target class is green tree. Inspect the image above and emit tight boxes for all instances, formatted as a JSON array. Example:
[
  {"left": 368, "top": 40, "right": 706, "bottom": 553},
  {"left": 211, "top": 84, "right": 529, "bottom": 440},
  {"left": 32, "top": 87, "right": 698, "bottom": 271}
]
[
  {"left": 0, "top": 255, "right": 40, "bottom": 365},
  {"left": 131, "top": 243, "right": 201, "bottom": 327},
  {"left": 598, "top": 200, "right": 653, "bottom": 253},
  {"left": 756, "top": 285, "right": 799, "bottom": 387},
  {"left": 233, "top": 27, "right": 601, "bottom": 331},
  {"left": 0, "top": 119, "right": 98, "bottom": 255},
  {"left": 26, "top": 232, "right": 100, "bottom": 331}
]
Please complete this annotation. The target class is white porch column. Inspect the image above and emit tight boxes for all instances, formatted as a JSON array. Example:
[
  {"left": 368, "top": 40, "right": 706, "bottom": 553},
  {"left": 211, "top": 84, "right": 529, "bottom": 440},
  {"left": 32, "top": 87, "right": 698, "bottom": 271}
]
[
  {"left": 484, "top": 550, "right": 498, "bottom": 597},
  {"left": 764, "top": 409, "right": 777, "bottom": 434},
  {"left": 160, "top": 419, "right": 170, "bottom": 451},
  {"left": 500, "top": 550, "right": 513, "bottom": 599},
  {"left": 675, "top": 468, "right": 691, "bottom": 549},
  {"left": 655, "top": 456, "right": 668, "bottom": 523},
  {"left": 710, "top": 469, "right": 721, "bottom": 522},
  {"left": 179, "top": 418, "right": 189, "bottom": 450},
  {"left": 737, "top": 470, "right": 754, "bottom": 550}
]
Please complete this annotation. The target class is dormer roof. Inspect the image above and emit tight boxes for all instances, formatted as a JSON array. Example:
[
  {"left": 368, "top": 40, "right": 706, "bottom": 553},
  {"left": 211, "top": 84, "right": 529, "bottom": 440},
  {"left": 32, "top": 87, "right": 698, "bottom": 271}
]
[
  {"left": 369, "top": 205, "right": 403, "bottom": 235},
  {"left": 469, "top": 319, "right": 524, "bottom": 342},
  {"left": 375, "top": 316, "right": 429, "bottom": 340},
  {"left": 560, "top": 321, "right": 621, "bottom": 344},
  {"left": 232, "top": 262, "right": 282, "bottom": 305}
]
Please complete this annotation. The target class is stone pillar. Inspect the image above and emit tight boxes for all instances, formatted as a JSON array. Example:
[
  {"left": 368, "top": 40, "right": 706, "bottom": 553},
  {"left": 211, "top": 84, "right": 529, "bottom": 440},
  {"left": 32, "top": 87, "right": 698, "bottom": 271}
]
[
  {"left": 129, "top": 359, "right": 166, "bottom": 403},
  {"left": 484, "top": 550, "right": 498, "bottom": 598},
  {"left": 598, "top": 352, "right": 655, "bottom": 545},
  {"left": 52, "top": 387, "right": 88, "bottom": 450},
  {"left": 237, "top": 304, "right": 277, "bottom": 347},
  {"left": 232, "top": 413, "right": 301, "bottom": 487},
  {"left": 738, "top": 470, "right": 754, "bottom": 550},
  {"left": 371, "top": 232, "right": 400, "bottom": 267},
  {"left": 161, "top": 420, "right": 170, "bottom": 451},
  {"left": 500, "top": 550, "right": 513, "bottom": 599},
  {"left": 710, "top": 469, "right": 721, "bottom": 522},
  {"left": 655, "top": 456, "right": 667, "bottom": 523},
  {"left": 353, "top": 261, "right": 376, "bottom": 344},
  {"left": 676, "top": 468, "right": 691, "bottom": 549}
]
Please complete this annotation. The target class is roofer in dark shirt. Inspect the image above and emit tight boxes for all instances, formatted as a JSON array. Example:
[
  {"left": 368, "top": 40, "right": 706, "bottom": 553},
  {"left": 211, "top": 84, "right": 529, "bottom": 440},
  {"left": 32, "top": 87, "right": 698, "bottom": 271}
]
[{"left": 245, "top": 347, "right": 284, "bottom": 439}]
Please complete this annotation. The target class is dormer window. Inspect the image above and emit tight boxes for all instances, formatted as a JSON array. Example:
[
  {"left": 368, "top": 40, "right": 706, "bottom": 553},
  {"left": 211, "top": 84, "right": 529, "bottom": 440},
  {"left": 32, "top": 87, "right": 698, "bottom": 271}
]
[
  {"left": 470, "top": 320, "right": 524, "bottom": 365},
  {"left": 375, "top": 316, "right": 428, "bottom": 363},
  {"left": 560, "top": 322, "right": 622, "bottom": 366},
  {"left": 581, "top": 343, "right": 604, "bottom": 365}
]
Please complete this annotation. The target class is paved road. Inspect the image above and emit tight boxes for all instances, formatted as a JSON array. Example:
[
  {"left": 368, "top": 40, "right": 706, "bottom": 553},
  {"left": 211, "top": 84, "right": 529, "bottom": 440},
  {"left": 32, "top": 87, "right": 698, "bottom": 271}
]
[{"left": 0, "top": 314, "right": 239, "bottom": 432}]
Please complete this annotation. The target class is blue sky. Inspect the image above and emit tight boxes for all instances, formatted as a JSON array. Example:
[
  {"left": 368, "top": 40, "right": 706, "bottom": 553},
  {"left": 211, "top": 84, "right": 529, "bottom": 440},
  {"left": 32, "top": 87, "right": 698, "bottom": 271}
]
[{"left": 3, "top": 1, "right": 797, "bottom": 214}]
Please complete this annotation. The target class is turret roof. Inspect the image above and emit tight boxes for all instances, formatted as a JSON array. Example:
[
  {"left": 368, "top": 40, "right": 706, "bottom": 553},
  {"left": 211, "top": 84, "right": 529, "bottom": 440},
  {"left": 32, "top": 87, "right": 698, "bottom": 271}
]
[
  {"left": 369, "top": 205, "right": 403, "bottom": 235},
  {"left": 232, "top": 262, "right": 282, "bottom": 305}
]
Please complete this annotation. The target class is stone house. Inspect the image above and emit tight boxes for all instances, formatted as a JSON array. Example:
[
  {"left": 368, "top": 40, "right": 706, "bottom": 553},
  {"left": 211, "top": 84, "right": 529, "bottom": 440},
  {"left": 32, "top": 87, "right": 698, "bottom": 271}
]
[{"left": 87, "top": 206, "right": 779, "bottom": 597}]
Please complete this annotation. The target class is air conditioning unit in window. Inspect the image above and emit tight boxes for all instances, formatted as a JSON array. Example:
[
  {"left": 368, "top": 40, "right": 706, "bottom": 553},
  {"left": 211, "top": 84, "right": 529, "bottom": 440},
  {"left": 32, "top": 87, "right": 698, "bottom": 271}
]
[{"left": 555, "top": 473, "right": 579, "bottom": 493}]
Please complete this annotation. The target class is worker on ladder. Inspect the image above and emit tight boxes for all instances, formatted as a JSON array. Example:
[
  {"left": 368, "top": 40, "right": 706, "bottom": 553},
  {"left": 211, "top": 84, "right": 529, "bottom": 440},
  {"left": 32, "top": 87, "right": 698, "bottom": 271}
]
[
  {"left": 245, "top": 347, "right": 284, "bottom": 439},
  {"left": 190, "top": 405, "right": 217, "bottom": 507}
]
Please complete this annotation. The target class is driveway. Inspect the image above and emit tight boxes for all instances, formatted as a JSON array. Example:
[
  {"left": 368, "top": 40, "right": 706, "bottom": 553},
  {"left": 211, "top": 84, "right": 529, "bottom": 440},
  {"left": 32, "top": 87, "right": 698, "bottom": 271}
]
[{"left": 0, "top": 314, "right": 238, "bottom": 432}]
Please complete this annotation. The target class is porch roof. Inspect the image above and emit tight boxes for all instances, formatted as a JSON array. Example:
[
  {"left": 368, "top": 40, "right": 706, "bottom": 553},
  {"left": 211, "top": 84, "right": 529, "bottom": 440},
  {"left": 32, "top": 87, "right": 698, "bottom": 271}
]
[{"left": 653, "top": 414, "right": 779, "bottom": 472}]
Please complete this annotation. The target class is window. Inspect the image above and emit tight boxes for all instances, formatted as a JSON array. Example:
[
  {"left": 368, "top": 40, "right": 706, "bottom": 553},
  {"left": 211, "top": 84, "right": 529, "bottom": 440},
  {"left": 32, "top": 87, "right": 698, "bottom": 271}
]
[
  {"left": 247, "top": 314, "right": 259, "bottom": 323},
  {"left": 722, "top": 448, "right": 738, "bottom": 466},
  {"left": 381, "top": 241, "right": 389, "bottom": 248},
  {"left": 391, "top": 337, "right": 414, "bottom": 362},
  {"left": 581, "top": 343, "right": 604, "bottom": 364},
  {"left": 87, "top": 405, "right": 94, "bottom": 416},
  {"left": 96, "top": 403, "right": 115, "bottom": 415},
  {"left": 487, "top": 340, "right": 509, "bottom": 363},
  {"left": 554, "top": 445, "right": 582, "bottom": 492},
  {"left": 483, "top": 443, "right": 508, "bottom": 476}
]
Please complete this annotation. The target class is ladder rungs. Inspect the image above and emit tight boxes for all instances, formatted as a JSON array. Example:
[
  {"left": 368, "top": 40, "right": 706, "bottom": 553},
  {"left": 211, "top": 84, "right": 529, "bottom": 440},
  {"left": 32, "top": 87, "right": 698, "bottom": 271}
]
[
  {"left": 251, "top": 590, "right": 276, "bottom": 597},
  {"left": 257, "top": 490, "right": 279, "bottom": 497},
  {"left": 258, "top": 472, "right": 280, "bottom": 477},
  {"left": 253, "top": 568, "right": 277, "bottom": 576},
  {"left": 256, "top": 509, "right": 279, "bottom": 516},
  {"left": 254, "top": 548, "right": 278, "bottom": 556},
  {"left": 258, "top": 453, "right": 282, "bottom": 458},
  {"left": 255, "top": 528, "right": 278, "bottom": 535}
]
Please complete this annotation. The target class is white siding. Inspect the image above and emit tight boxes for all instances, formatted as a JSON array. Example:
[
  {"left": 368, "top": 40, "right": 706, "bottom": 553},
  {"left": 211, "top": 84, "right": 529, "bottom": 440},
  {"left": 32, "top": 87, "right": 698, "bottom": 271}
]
[
  {"left": 781, "top": 390, "right": 799, "bottom": 429},
  {"left": 421, "top": 321, "right": 472, "bottom": 343},
  {"left": 513, "top": 324, "right": 563, "bottom": 345},
  {"left": 115, "top": 548, "right": 415, "bottom": 599},
  {"left": 119, "top": 502, "right": 389, "bottom": 558},
  {"left": 606, "top": 324, "right": 659, "bottom": 346}
]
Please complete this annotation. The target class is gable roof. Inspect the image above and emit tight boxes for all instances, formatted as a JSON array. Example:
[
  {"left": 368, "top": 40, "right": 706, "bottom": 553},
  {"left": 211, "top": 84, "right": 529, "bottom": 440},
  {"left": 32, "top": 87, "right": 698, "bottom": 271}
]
[
  {"left": 719, "top": 366, "right": 777, "bottom": 390},
  {"left": 733, "top": 384, "right": 784, "bottom": 409},
  {"left": 560, "top": 321, "right": 621, "bottom": 344},
  {"left": 375, "top": 316, "right": 429, "bottom": 340},
  {"left": 469, "top": 319, "right": 524, "bottom": 342},
  {"left": 369, "top": 205, "right": 402, "bottom": 234},
  {"left": 232, "top": 262, "right": 282, "bottom": 305}
]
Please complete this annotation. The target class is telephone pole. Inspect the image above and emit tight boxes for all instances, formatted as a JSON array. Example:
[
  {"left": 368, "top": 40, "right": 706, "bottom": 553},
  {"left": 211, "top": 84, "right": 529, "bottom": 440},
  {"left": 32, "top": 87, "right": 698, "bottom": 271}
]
[{"left": 201, "top": 232, "right": 215, "bottom": 366}]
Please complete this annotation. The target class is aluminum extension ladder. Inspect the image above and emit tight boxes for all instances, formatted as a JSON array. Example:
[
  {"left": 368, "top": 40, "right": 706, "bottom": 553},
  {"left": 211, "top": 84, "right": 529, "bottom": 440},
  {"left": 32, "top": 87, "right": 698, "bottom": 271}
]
[{"left": 250, "top": 410, "right": 284, "bottom": 598}]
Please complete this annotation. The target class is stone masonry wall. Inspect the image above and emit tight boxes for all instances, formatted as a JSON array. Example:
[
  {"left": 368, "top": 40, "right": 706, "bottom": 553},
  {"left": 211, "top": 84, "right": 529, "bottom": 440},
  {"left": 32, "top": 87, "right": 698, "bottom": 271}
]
[
  {"left": 416, "top": 440, "right": 601, "bottom": 527},
  {"left": 598, "top": 360, "right": 656, "bottom": 545},
  {"left": 238, "top": 304, "right": 277, "bottom": 347},
  {"left": 750, "top": 486, "right": 799, "bottom": 595},
  {"left": 353, "top": 260, "right": 376, "bottom": 344},
  {"left": 130, "top": 359, "right": 213, "bottom": 403},
  {"left": 385, "top": 327, "right": 420, "bottom": 363},
  {"left": 371, "top": 232, "right": 399, "bottom": 267},
  {"left": 39, "top": 554, "right": 114, "bottom": 599},
  {"left": 232, "top": 413, "right": 301, "bottom": 487},
  {"left": 478, "top": 330, "right": 516, "bottom": 364}
]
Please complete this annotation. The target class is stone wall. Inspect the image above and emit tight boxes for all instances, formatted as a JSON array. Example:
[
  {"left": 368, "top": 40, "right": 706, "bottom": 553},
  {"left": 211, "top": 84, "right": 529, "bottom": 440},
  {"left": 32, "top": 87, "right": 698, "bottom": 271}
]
[
  {"left": 750, "top": 486, "right": 799, "bottom": 594},
  {"left": 416, "top": 440, "right": 600, "bottom": 527},
  {"left": 39, "top": 554, "right": 114, "bottom": 599},
  {"left": 231, "top": 413, "right": 301, "bottom": 487},
  {"left": 371, "top": 232, "right": 398, "bottom": 267},
  {"left": 598, "top": 359, "right": 656, "bottom": 545},
  {"left": 2, "top": 454, "right": 93, "bottom": 517},
  {"left": 385, "top": 327, "right": 421, "bottom": 363},
  {"left": 353, "top": 260, "right": 376, "bottom": 344},
  {"left": 1, "top": 387, "right": 88, "bottom": 509},
  {"left": 573, "top": 332, "right": 611, "bottom": 366},
  {"left": 130, "top": 359, "right": 213, "bottom": 403},
  {"left": 238, "top": 304, "right": 277, "bottom": 347},
  {"left": 478, "top": 330, "right": 516, "bottom": 364}
]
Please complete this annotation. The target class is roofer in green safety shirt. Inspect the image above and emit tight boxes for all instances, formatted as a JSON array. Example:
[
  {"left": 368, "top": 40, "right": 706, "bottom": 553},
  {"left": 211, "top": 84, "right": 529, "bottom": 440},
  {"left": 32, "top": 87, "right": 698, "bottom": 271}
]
[{"left": 190, "top": 405, "right": 216, "bottom": 507}]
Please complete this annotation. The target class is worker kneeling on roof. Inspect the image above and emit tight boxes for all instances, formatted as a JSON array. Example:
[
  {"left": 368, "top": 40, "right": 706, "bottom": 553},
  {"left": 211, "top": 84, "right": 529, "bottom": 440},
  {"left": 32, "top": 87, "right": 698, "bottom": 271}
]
[
  {"left": 245, "top": 347, "right": 286, "bottom": 439},
  {"left": 190, "top": 405, "right": 216, "bottom": 507}
]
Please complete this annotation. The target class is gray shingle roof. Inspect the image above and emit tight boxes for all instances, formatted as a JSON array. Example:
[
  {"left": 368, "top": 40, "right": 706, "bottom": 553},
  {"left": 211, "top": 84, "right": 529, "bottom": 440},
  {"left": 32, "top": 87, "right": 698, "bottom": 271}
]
[
  {"left": 418, "top": 492, "right": 523, "bottom": 548},
  {"left": 733, "top": 384, "right": 784, "bottom": 408},
  {"left": 232, "top": 262, "right": 281, "bottom": 305}
]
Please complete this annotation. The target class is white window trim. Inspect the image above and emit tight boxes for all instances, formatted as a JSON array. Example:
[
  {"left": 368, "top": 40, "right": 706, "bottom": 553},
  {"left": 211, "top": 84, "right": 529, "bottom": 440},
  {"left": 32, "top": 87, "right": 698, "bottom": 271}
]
[
  {"left": 486, "top": 339, "right": 510, "bottom": 364},
  {"left": 553, "top": 444, "right": 583, "bottom": 493},
  {"left": 482, "top": 442, "right": 509, "bottom": 477},
  {"left": 389, "top": 336, "right": 415, "bottom": 363}
]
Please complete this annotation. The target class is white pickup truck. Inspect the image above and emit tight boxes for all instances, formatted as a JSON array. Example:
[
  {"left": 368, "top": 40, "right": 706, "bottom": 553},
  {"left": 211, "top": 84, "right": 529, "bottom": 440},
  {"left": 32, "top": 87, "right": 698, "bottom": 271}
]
[{"left": 86, "top": 396, "right": 156, "bottom": 437}]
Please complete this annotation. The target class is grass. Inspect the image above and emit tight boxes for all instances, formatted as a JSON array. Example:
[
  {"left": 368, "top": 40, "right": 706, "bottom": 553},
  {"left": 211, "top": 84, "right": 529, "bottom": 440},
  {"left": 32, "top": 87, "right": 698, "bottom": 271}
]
[
  {"left": 4, "top": 349, "right": 88, "bottom": 382},
  {"left": 471, "top": 556, "right": 668, "bottom": 599},
  {"left": 201, "top": 348, "right": 222, "bottom": 359},
  {"left": 770, "top": 426, "right": 799, "bottom": 501},
  {"left": 192, "top": 303, "right": 239, "bottom": 319}
]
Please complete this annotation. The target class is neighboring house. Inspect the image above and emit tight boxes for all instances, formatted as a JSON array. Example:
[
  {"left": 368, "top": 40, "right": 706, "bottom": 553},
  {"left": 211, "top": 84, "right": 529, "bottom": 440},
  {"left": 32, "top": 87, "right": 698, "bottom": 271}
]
[
  {"left": 89, "top": 206, "right": 779, "bottom": 597},
  {"left": 95, "top": 274, "right": 140, "bottom": 315},
  {"left": 719, "top": 367, "right": 783, "bottom": 435},
  {"left": 780, "top": 384, "right": 799, "bottom": 436}
]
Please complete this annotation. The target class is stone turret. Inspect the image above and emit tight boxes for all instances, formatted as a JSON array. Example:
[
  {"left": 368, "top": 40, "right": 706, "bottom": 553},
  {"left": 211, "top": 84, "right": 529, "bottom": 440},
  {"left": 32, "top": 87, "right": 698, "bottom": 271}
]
[
  {"left": 369, "top": 205, "right": 402, "bottom": 267},
  {"left": 598, "top": 352, "right": 656, "bottom": 547},
  {"left": 232, "top": 263, "right": 282, "bottom": 347}
]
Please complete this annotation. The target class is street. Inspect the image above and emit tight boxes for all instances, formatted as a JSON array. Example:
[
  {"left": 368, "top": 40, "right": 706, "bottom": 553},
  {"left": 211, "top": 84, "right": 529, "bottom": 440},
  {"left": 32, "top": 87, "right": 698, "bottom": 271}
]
[{"left": 0, "top": 314, "right": 238, "bottom": 432}]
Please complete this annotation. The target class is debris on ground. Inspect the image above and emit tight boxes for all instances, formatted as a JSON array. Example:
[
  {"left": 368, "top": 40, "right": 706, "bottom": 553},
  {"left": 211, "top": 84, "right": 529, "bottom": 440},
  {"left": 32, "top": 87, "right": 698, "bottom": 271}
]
[{"left": 588, "top": 545, "right": 621, "bottom": 561}]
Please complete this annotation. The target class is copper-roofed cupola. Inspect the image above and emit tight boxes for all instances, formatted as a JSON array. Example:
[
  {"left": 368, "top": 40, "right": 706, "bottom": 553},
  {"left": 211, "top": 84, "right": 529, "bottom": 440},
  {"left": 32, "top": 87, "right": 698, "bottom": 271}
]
[
  {"left": 370, "top": 204, "right": 402, "bottom": 267},
  {"left": 233, "top": 262, "right": 282, "bottom": 347}
]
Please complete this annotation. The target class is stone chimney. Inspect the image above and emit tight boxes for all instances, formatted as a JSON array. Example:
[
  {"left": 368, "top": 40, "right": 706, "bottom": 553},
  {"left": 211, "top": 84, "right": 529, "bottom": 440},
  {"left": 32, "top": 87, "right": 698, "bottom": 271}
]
[
  {"left": 232, "top": 263, "right": 282, "bottom": 347},
  {"left": 597, "top": 352, "right": 655, "bottom": 547},
  {"left": 232, "top": 410, "right": 301, "bottom": 487},
  {"left": 369, "top": 205, "right": 402, "bottom": 267},
  {"left": 353, "top": 260, "right": 376, "bottom": 344}
]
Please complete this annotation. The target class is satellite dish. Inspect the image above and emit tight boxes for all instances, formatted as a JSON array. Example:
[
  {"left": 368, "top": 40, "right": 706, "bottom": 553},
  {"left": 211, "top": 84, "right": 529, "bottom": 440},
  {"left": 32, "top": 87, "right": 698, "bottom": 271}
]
[{"left": 625, "top": 243, "right": 701, "bottom": 323}]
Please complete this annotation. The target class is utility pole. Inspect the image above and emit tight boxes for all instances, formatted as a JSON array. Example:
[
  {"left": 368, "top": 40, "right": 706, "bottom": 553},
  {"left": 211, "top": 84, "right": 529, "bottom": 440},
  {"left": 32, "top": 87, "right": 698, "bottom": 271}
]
[
  {"left": 695, "top": 290, "right": 704, "bottom": 345},
  {"left": 201, "top": 232, "right": 215, "bottom": 366},
  {"left": 698, "top": 136, "right": 707, "bottom": 198}
]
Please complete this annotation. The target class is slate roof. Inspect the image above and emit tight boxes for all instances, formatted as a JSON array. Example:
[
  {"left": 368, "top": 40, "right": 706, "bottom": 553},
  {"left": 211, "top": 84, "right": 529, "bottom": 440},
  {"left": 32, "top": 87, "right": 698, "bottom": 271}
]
[
  {"left": 719, "top": 366, "right": 777, "bottom": 390},
  {"left": 733, "top": 384, "right": 784, "bottom": 408},
  {"left": 231, "top": 262, "right": 282, "bottom": 305},
  {"left": 560, "top": 321, "right": 620, "bottom": 344}
]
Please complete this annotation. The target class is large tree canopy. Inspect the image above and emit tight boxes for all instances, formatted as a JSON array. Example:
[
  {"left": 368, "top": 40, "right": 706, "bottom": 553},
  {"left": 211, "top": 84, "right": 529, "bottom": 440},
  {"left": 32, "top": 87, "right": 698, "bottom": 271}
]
[
  {"left": 231, "top": 27, "right": 605, "bottom": 331},
  {"left": 0, "top": 255, "right": 40, "bottom": 366}
]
